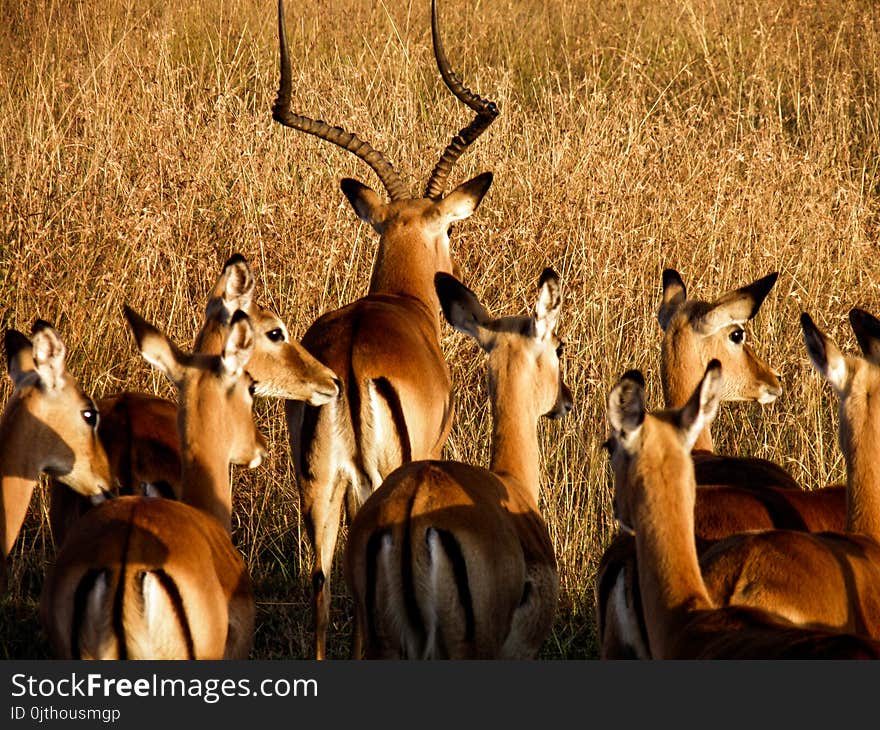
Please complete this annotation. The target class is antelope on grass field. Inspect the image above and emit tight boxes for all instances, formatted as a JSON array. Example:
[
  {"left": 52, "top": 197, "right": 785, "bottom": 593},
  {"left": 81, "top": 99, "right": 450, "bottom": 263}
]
[
  {"left": 272, "top": 0, "right": 499, "bottom": 658},
  {"left": 47, "top": 254, "right": 339, "bottom": 547},
  {"left": 344, "top": 269, "right": 572, "bottom": 658},
  {"left": 40, "top": 308, "right": 266, "bottom": 659},
  {"left": 596, "top": 270, "right": 847, "bottom": 658}
]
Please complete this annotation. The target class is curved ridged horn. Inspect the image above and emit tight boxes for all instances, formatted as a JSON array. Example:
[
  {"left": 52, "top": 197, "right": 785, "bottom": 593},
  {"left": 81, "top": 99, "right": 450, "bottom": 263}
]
[
  {"left": 424, "top": 0, "right": 500, "bottom": 200},
  {"left": 271, "top": 0, "right": 409, "bottom": 202}
]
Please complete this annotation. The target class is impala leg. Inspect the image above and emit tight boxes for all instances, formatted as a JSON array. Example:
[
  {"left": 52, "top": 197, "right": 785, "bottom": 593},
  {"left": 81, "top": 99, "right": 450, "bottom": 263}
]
[{"left": 302, "top": 472, "right": 347, "bottom": 660}]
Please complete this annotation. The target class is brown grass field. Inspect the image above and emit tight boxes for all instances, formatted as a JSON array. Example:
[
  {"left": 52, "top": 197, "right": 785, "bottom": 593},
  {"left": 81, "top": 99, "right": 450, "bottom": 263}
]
[{"left": 0, "top": 0, "right": 878, "bottom": 659}]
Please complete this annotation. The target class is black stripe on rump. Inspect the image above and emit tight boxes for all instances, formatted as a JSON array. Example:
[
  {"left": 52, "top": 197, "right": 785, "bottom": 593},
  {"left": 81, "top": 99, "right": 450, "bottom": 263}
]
[
  {"left": 71, "top": 568, "right": 109, "bottom": 660},
  {"left": 371, "top": 377, "right": 411, "bottom": 464}
]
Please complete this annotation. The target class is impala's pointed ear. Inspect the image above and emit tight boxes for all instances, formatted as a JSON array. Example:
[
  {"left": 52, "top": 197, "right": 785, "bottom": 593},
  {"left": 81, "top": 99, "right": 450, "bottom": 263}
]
[
  {"left": 209, "top": 253, "right": 255, "bottom": 316},
  {"left": 4, "top": 328, "right": 36, "bottom": 388},
  {"left": 123, "top": 305, "right": 186, "bottom": 386},
  {"left": 802, "top": 312, "right": 847, "bottom": 393},
  {"left": 436, "top": 172, "right": 493, "bottom": 222},
  {"left": 435, "top": 272, "right": 492, "bottom": 346},
  {"left": 679, "top": 359, "right": 723, "bottom": 450},
  {"left": 849, "top": 308, "right": 880, "bottom": 366},
  {"left": 696, "top": 272, "right": 778, "bottom": 334},
  {"left": 341, "top": 178, "right": 388, "bottom": 234},
  {"left": 534, "top": 268, "right": 562, "bottom": 342},
  {"left": 607, "top": 370, "right": 646, "bottom": 449},
  {"left": 657, "top": 269, "right": 687, "bottom": 331},
  {"left": 221, "top": 310, "right": 255, "bottom": 378},
  {"left": 29, "top": 320, "right": 68, "bottom": 392}
]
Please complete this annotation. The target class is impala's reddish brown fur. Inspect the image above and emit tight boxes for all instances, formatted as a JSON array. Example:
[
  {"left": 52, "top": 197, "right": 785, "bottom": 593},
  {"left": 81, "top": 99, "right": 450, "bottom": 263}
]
[
  {"left": 597, "top": 270, "right": 845, "bottom": 659},
  {"left": 40, "top": 308, "right": 264, "bottom": 659},
  {"left": 605, "top": 363, "right": 880, "bottom": 659}
]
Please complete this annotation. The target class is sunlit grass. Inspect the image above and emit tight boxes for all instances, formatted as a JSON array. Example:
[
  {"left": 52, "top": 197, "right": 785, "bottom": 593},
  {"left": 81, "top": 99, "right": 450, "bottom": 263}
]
[{"left": 1, "top": 0, "right": 878, "bottom": 658}]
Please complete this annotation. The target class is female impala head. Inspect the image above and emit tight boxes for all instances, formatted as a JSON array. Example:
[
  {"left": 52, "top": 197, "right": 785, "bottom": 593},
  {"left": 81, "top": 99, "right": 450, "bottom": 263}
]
[
  {"left": 658, "top": 269, "right": 782, "bottom": 406},
  {"left": 606, "top": 362, "right": 723, "bottom": 532},
  {"left": 435, "top": 268, "right": 573, "bottom": 420},
  {"left": 3, "top": 322, "right": 111, "bottom": 499},
  {"left": 123, "top": 306, "right": 268, "bottom": 472},
  {"left": 197, "top": 253, "right": 340, "bottom": 404}
]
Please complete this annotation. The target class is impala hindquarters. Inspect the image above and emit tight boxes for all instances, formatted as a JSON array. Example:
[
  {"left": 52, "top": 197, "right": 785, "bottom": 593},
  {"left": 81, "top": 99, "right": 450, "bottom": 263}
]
[{"left": 272, "top": 0, "right": 500, "bottom": 658}]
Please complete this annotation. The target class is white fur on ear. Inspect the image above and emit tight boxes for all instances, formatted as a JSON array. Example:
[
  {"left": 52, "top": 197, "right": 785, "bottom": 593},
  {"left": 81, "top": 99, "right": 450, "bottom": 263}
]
[
  {"left": 222, "top": 256, "right": 255, "bottom": 314},
  {"left": 534, "top": 269, "right": 562, "bottom": 342},
  {"left": 802, "top": 312, "right": 849, "bottom": 395},
  {"left": 222, "top": 313, "right": 255, "bottom": 378},
  {"left": 825, "top": 356, "right": 849, "bottom": 394},
  {"left": 682, "top": 361, "right": 723, "bottom": 451},
  {"left": 124, "top": 307, "right": 186, "bottom": 386},
  {"left": 30, "top": 324, "right": 67, "bottom": 392},
  {"left": 436, "top": 172, "right": 493, "bottom": 222},
  {"left": 607, "top": 371, "right": 646, "bottom": 450}
]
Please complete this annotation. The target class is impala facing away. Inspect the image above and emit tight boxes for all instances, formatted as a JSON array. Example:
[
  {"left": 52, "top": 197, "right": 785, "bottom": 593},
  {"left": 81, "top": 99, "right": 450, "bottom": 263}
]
[
  {"left": 40, "top": 308, "right": 265, "bottom": 659},
  {"left": 273, "top": 0, "right": 499, "bottom": 657},
  {"left": 596, "top": 270, "right": 846, "bottom": 658},
  {"left": 605, "top": 361, "right": 880, "bottom": 658},
  {"left": 47, "top": 253, "right": 339, "bottom": 546},
  {"left": 0, "top": 322, "right": 112, "bottom": 593},
  {"left": 345, "top": 269, "right": 572, "bottom": 658},
  {"left": 695, "top": 310, "right": 880, "bottom": 637}
]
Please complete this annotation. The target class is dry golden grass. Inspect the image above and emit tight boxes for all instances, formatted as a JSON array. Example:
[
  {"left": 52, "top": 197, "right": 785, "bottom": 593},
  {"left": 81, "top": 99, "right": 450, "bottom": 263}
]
[{"left": 0, "top": 0, "right": 878, "bottom": 658}]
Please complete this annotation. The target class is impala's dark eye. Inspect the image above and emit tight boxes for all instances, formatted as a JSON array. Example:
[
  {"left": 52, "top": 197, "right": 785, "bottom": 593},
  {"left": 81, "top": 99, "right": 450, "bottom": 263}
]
[
  {"left": 82, "top": 409, "right": 98, "bottom": 428},
  {"left": 730, "top": 328, "right": 745, "bottom": 345},
  {"left": 248, "top": 382, "right": 257, "bottom": 397},
  {"left": 266, "top": 328, "right": 285, "bottom": 343},
  {"left": 556, "top": 340, "right": 565, "bottom": 358},
  {"left": 447, "top": 224, "right": 454, "bottom": 237}
]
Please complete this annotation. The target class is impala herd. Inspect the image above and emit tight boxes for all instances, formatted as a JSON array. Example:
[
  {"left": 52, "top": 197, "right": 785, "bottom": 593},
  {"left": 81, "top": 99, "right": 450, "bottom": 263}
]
[{"left": 2, "top": 0, "right": 879, "bottom": 660}]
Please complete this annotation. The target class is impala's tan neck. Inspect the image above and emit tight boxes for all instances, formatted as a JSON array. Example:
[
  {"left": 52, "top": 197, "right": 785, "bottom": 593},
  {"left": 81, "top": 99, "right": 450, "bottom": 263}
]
[
  {"left": 661, "top": 342, "right": 714, "bottom": 452},
  {"left": 842, "top": 396, "right": 880, "bottom": 541},
  {"left": 176, "top": 388, "right": 238, "bottom": 532},
  {"left": 630, "top": 422, "right": 713, "bottom": 656},
  {"left": 488, "top": 361, "right": 543, "bottom": 506},
  {"left": 368, "top": 237, "right": 444, "bottom": 334},
  {"left": 178, "top": 440, "right": 233, "bottom": 533},
  {"left": 0, "top": 397, "right": 42, "bottom": 556}
]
